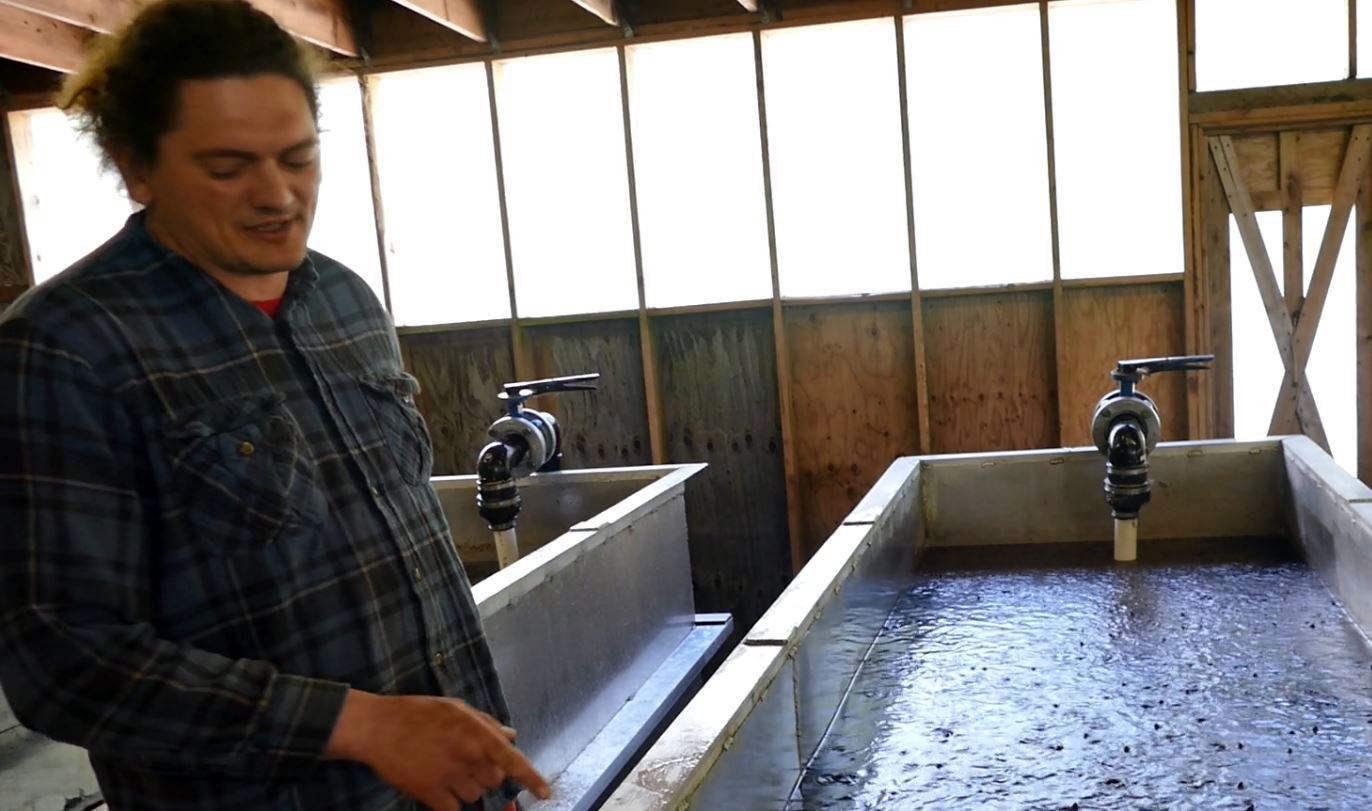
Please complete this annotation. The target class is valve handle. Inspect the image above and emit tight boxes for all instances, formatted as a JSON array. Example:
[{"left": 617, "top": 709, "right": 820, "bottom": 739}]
[
  {"left": 1110, "top": 355, "right": 1213, "bottom": 396},
  {"left": 498, "top": 373, "right": 600, "bottom": 416}
]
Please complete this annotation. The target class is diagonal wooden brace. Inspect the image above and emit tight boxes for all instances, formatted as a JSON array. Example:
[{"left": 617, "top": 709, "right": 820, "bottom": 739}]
[
  {"left": 1265, "top": 125, "right": 1372, "bottom": 441},
  {"left": 1209, "top": 135, "right": 1330, "bottom": 450}
]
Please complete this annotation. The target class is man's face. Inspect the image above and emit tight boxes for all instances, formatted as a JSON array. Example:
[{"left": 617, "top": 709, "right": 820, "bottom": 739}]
[{"left": 121, "top": 75, "right": 321, "bottom": 278}]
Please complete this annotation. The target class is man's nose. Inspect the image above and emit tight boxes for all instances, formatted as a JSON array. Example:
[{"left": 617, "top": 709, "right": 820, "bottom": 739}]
[{"left": 248, "top": 162, "right": 294, "bottom": 211}]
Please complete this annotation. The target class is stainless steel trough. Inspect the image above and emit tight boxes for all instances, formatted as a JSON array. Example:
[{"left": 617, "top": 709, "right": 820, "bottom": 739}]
[
  {"left": 1, "top": 464, "right": 731, "bottom": 811},
  {"left": 603, "top": 436, "right": 1372, "bottom": 810}
]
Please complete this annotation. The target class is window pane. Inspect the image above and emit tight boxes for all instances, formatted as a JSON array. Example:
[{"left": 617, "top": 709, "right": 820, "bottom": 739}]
[
  {"left": 1302, "top": 206, "right": 1357, "bottom": 475},
  {"left": 370, "top": 66, "right": 510, "bottom": 326},
  {"left": 1360, "top": 0, "right": 1372, "bottom": 77},
  {"left": 10, "top": 109, "right": 134, "bottom": 284},
  {"left": 762, "top": 19, "right": 910, "bottom": 298},
  {"left": 627, "top": 34, "right": 772, "bottom": 308},
  {"left": 1195, "top": 0, "right": 1347, "bottom": 91},
  {"left": 1229, "top": 211, "right": 1287, "bottom": 443},
  {"left": 494, "top": 48, "right": 637, "bottom": 318},
  {"left": 1050, "top": 0, "right": 1182, "bottom": 279},
  {"left": 311, "top": 78, "right": 385, "bottom": 302},
  {"left": 906, "top": 5, "right": 1053, "bottom": 290}
]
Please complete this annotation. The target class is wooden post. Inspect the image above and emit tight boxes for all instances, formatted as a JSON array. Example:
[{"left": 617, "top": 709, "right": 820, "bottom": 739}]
[
  {"left": 617, "top": 45, "right": 667, "bottom": 465},
  {"left": 1280, "top": 131, "right": 1303, "bottom": 320},
  {"left": 0, "top": 109, "right": 34, "bottom": 290},
  {"left": 1179, "top": 0, "right": 1201, "bottom": 438},
  {"left": 484, "top": 60, "right": 534, "bottom": 381},
  {"left": 1198, "top": 131, "right": 1232, "bottom": 438},
  {"left": 893, "top": 16, "right": 931, "bottom": 454},
  {"left": 1359, "top": 164, "right": 1372, "bottom": 485},
  {"left": 358, "top": 74, "right": 394, "bottom": 315},
  {"left": 1040, "top": 0, "right": 1067, "bottom": 447},
  {"left": 753, "top": 30, "right": 806, "bottom": 573}
]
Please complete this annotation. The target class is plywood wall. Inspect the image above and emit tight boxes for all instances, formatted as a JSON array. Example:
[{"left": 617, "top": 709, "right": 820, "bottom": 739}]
[
  {"left": 785, "top": 301, "right": 919, "bottom": 556},
  {"left": 1058, "top": 283, "right": 1188, "bottom": 448},
  {"left": 922, "top": 291, "right": 1059, "bottom": 453},
  {"left": 526, "top": 319, "right": 652, "bottom": 469},
  {"left": 402, "top": 327, "right": 515, "bottom": 475},
  {"left": 652, "top": 309, "right": 791, "bottom": 630},
  {"left": 400, "top": 282, "right": 1195, "bottom": 631}
]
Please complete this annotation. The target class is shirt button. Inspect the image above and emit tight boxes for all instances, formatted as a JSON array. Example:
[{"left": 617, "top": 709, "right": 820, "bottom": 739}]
[
  {"left": 432, "top": 652, "right": 445, "bottom": 670},
  {"left": 413, "top": 566, "right": 423, "bottom": 581},
  {"left": 237, "top": 440, "right": 255, "bottom": 457},
  {"left": 370, "top": 485, "right": 381, "bottom": 498}
]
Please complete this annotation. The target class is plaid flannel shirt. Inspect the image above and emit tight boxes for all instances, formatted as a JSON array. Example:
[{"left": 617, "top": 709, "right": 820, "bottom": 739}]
[{"left": 0, "top": 213, "right": 517, "bottom": 811}]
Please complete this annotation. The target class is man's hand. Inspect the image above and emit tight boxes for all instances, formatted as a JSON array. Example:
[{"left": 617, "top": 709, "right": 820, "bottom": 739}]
[{"left": 325, "top": 689, "right": 551, "bottom": 810}]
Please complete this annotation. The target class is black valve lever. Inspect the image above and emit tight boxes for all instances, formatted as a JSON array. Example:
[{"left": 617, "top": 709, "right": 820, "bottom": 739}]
[
  {"left": 498, "top": 373, "right": 600, "bottom": 417},
  {"left": 1111, "top": 355, "right": 1213, "bottom": 396}
]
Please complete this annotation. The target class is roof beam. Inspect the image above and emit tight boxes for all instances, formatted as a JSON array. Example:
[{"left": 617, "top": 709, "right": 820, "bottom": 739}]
[
  {"left": 0, "top": 0, "right": 359, "bottom": 56},
  {"left": 384, "top": 0, "right": 487, "bottom": 42},
  {"left": 0, "top": 4, "right": 88, "bottom": 73},
  {"left": 570, "top": 0, "right": 618, "bottom": 26}
]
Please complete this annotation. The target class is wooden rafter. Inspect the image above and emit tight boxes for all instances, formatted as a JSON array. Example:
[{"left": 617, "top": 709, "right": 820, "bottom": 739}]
[
  {"left": 1267, "top": 125, "right": 1372, "bottom": 435},
  {"left": 0, "top": 0, "right": 359, "bottom": 57},
  {"left": 385, "top": 0, "right": 486, "bottom": 42},
  {"left": 1208, "top": 135, "right": 1330, "bottom": 450},
  {"left": 0, "top": 4, "right": 87, "bottom": 73},
  {"left": 570, "top": 0, "right": 618, "bottom": 26}
]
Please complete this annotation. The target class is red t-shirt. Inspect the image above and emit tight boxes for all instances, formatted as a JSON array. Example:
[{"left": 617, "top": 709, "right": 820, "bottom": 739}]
[{"left": 252, "top": 297, "right": 284, "bottom": 318}]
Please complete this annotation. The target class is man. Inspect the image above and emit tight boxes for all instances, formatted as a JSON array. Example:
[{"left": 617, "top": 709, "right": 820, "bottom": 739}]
[{"left": 0, "top": 1, "right": 550, "bottom": 809}]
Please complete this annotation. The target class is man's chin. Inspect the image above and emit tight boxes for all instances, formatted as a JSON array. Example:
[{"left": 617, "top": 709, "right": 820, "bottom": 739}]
[{"left": 237, "top": 250, "right": 308, "bottom": 276}]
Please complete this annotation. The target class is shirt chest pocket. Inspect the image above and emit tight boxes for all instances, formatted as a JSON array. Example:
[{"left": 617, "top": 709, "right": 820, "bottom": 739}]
[
  {"left": 357, "top": 371, "right": 434, "bottom": 486},
  {"left": 158, "top": 395, "right": 327, "bottom": 553}
]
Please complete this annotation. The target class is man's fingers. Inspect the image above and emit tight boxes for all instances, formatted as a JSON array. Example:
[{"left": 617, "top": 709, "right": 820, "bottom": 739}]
[
  {"left": 473, "top": 760, "right": 506, "bottom": 790},
  {"left": 475, "top": 709, "right": 518, "bottom": 742},
  {"left": 494, "top": 747, "right": 551, "bottom": 801},
  {"left": 452, "top": 777, "right": 485, "bottom": 805}
]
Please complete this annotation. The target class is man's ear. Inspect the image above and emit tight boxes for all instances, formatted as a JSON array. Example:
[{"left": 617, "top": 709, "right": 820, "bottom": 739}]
[{"left": 110, "top": 146, "right": 154, "bottom": 207}]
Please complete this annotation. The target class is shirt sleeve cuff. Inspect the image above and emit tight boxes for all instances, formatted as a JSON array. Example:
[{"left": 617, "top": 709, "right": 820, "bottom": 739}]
[{"left": 246, "top": 673, "right": 350, "bottom": 780}]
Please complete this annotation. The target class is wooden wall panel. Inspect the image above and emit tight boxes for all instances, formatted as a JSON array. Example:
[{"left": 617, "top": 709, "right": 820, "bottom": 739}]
[
  {"left": 923, "top": 291, "right": 1058, "bottom": 453},
  {"left": 1233, "top": 132, "right": 1278, "bottom": 206},
  {"left": 525, "top": 319, "right": 651, "bottom": 469},
  {"left": 402, "top": 327, "right": 515, "bottom": 475},
  {"left": 653, "top": 308, "right": 791, "bottom": 632},
  {"left": 785, "top": 301, "right": 919, "bottom": 557},
  {"left": 1058, "top": 283, "right": 1189, "bottom": 448},
  {"left": 1296, "top": 128, "right": 1351, "bottom": 194}
]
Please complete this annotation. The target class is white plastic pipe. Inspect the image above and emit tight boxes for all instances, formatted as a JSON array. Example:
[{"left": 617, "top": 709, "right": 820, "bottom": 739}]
[
  {"left": 1114, "top": 518, "right": 1138, "bottom": 562},
  {"left": 494, "top": 528, "right": 520, "bottom": 569}
]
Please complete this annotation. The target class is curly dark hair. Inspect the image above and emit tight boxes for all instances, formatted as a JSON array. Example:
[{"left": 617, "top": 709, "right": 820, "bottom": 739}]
[{"left": 56, "top": 0, "right": 322, "bottom": 166}]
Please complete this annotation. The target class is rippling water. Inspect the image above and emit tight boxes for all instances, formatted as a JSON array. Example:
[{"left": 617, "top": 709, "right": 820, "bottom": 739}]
[{"left": 793, "top": 540, "right": 1372, "bottom": 811}]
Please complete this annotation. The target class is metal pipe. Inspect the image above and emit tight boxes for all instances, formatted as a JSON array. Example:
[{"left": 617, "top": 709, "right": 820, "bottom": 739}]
[
  {"left": 1104, "top": 417, "right": 1151, "bottom": 520},
  {"left": 477, "top": 441, "right": 524, "bottom": 568},
  {"left": 493, "top": 528, "right": 521, "bottom": 569},
  {"left": 1113, "top": 517, "right": 1138, "bottom": 563}
]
